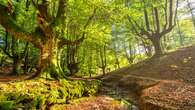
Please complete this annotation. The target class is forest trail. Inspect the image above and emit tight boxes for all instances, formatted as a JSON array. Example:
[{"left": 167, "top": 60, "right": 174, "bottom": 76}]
[{"left": 100, "top": 45, "right": 195, "bottom": 110}]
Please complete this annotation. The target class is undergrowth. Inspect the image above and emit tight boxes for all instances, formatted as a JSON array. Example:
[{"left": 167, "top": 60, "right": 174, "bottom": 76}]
[{"left": 0, "top": 79, "right": 101, "bottom": 110}]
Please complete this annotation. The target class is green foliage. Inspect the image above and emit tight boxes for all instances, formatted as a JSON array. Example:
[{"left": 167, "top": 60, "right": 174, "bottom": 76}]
[
  {"left": 0, "top": 0, "right": 9, "bottom": 6},
  {"left": 0, "top": 79, "right": 101, "bottom": 110},
  {"left": 0, "top": 101, "right": 14, "bottom": 110}
]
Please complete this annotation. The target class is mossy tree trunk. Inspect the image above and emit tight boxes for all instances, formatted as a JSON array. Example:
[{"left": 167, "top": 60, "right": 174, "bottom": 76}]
[
  {"left": 0, "top": 1, "right": 60, "bottom": 79},
  {"left": 0, "top": 0, "right": 94, "bottom": 79},
  {"left": 33, "top": 39, "right": 64, "bottom": 79},
  {"left": 12, "top": 56, "right": 22, "bottom": 75}
]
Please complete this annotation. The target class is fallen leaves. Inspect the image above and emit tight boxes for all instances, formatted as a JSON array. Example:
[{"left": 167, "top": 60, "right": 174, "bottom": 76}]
[{"left": 140, "top": 81, "right": 195, "bottom": 110}]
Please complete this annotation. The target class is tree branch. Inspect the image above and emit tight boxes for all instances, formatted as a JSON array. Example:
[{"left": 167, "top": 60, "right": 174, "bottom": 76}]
[
  {"left": 127, "top": 15, "right": 153, "bottom": 41},
  {"left": 163, "top": 0, "right": 168, "bottom": 30},
  {"left": 58, "top": 37, "right": 84, "bottom": 48},
  {"left": 154, "top": 7, "right": 160, "bottom": 33},
  {"left": 142, "top": 0, "right": 151, "bottom": 31},
  {"left": 81, "top": 7, "right": 97, "bottom": 38},
  {"left": 174, "top": 0, "right": 179, "bottom": 25},
  {"left": 160, "top": 0, "right": 177, "bottom": 37},
  {"left": 168, "top": 0, "right": 173, "bottom": 28},
  {"left": 59, "top": 7, "right": 97, "bottom": 48},
  {"left": 160, "top": 25, "right": 174, "bottom": 37},
  {"left": 54, "top": 0, "right": 67, "bottom": 26},
  {"left": 144, "top": 9, "right": 151, "bottom": 31},
  {"left": 0, "top": 4, "right": 42, "bottom": 48}
]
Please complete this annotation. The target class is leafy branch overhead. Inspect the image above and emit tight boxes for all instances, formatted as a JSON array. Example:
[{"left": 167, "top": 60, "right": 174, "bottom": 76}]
[{"left": 0, "top": 0, "right": 99, "bottom": 79}]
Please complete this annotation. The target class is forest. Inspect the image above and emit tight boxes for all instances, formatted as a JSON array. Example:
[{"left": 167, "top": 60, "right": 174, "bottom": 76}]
[{"left": 0, "top": 0, "right": 195, "bottom": 110}]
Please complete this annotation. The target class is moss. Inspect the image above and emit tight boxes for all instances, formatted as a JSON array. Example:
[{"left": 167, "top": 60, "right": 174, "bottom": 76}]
[
  {"left": 0, "top": 79, "right": 101, "bottom": 110},
  {"left": 0, "top": 101, "right": 14, "bottom": 110}
]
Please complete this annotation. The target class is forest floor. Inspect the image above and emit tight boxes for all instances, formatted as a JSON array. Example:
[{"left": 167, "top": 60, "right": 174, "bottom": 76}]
[
  {"left": 0, "top": 65, "right": 29, "bottom": 82},
  {"left": 53, "top": 45, "right": 195, "bottom": 110},
  {"left": 1, "top": 45, "right": 195, "bottom": 110},
  {"left": 100, "top": 45, "right": 195, "bottom": 110}
]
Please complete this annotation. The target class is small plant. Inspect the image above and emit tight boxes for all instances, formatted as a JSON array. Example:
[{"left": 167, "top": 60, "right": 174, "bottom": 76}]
[
  {"left": 0, "top": 101, "right": 14, "bottom": 110},
  {"left": 0, "top": 79, "right": 101, "bottom": 109}
]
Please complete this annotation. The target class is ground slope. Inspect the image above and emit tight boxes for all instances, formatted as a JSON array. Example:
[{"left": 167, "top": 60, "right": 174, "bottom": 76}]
[
  {"left": 1, "top": 46, "right": 195, "bottom": 110},
  {"left": 101, "top": 45, "right": 195, "bottom": 110}
]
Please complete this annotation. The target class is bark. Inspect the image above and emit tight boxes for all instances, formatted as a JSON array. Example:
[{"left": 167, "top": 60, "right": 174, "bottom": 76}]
[
  {"left": 123, "top": 41, "right": 135, "bottom": 64},
  {"left": 176, "top": 19, "right": 184, "bottom": 46},
  {"left": 99, "top": 46, "right": 107, "bottom": 75},
  {"left": 127, "top": 0, "right": 178, "bottom": 57},
  {"left": 2, "top": 32, "right": 24, "bottom": 75},
  {"left": 0, "top": 0, "right": 89, "bottom": 79},
  {"left": 12, "top": 56, "right": 22, "bottom": 75},
  {"left": 30, "top": 39, "right": 64, "bottom": 79},
  {"left": 23, "top": 43, "right": 30, "bottom": 74},
  {"left": 11, "top": 37, "right": 22, "bottom": 75},
  {"left": 88, "top": 48, "right": 93, "bottom": 78},
  {"left": 66, "top": 45, "right": 79, "bottom": 75},
  {"left": 140, "top": 39, "right": 153, "bottom": 57},
  {"left": 102, "top": 67, "right": 106, "bottom": 75},
  {"left": 151, "top": 36, "right": 162, "bottom": 57},
  {"left": 187, "top": 0, "right": 195, "bottom": 30}
]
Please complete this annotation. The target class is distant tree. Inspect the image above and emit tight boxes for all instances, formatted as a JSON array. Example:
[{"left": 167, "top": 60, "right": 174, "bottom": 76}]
[
  {"left": 126, "top": 0, "right": 179, "bottom": 56},
  {"left": 187, "top": 0, "right": 195, "bottom": 29},
  {"left": 97, "top": 45, "right": 107, "bottom": 75}
]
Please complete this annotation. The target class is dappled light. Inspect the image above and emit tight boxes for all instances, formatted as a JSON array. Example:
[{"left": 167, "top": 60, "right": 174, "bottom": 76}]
[{"left": 0, "top": 0, "right": 195, "bottom": 110}]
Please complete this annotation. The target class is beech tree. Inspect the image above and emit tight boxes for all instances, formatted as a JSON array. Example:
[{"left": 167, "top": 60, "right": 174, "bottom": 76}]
[
  {"left": 126, "top": 0, "right": 179, "bottom": 56},
  {"left": 187, "top": 0, "right": 195, "bottom": 29},
  {"left": 1, "top": 0, "right": 192, "bottom": 79},
  {"left": 0, "top": 0, "right": 95, "bottom": 79}
]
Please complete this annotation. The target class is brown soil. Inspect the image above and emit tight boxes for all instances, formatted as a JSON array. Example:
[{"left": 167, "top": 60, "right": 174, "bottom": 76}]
[
  {"left": 103, "top": 45, "right": 195, "bottom": 83},
  {"left": 101, "top": 45, "right": 195, "bottom": 110},
  {"left": 140, "top": 80, "right": 195, "bottom": 110},
  {"left": 0, "top": 66, "right": 29, "bottom": 82},
  {"left": 60, "top": 96, "right": 130, "bottom": 110},
  {"left": 1, "top": 46, "right": 195, "bottom": 110}
]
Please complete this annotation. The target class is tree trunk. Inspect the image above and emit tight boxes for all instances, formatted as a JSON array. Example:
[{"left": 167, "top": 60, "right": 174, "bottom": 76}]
[
  {"left": 12, "top": 56, "right": 22, "bottom": 75},
  {"left": 152, "top": 37, "right": 163, "bottom": 57},
  {"left": 102, "top": 66, "right": 106, "bottom": 75},
  {"left": 187, "top": 0, "right": 195, "bottom": 30},
  {"left": 29, "top": 39, "right": 64, "bottom": 79},
  {"left": 115, "top": 57, "right": 120, "bottom": 69},
  {"left": 67, "top": 45, "right": 80, "bottom": 76}
]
